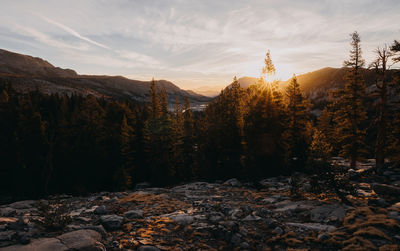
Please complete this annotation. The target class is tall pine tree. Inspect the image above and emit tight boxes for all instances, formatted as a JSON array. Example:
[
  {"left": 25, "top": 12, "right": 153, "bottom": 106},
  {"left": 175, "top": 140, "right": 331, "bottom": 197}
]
[{"left": 334, "top": 31, "right": 368, "bottom": 169}]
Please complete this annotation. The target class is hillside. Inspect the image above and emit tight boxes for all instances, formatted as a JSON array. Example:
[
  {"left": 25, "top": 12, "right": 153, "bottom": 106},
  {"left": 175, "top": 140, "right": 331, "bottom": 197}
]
[
  {"left": 232, "top": 67, "right": 399, "bottom": 101},
  {"left": 0, "top": 49, "right": 211, "bottom": 108}
]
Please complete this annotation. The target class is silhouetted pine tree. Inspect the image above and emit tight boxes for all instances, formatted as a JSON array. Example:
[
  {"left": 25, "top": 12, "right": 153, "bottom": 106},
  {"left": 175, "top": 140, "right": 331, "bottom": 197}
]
[
  {"left": 334, "top": 31, "right": 368, "bottom": 169},
  {"left": 283, "top": 75, "right": 311, "bottom": 171},
  {"left": 388, "top": 40, "right": 400, "bottom": 162},
  {"left": 370, "top": 45, "right": 394, "bottom": 172}
]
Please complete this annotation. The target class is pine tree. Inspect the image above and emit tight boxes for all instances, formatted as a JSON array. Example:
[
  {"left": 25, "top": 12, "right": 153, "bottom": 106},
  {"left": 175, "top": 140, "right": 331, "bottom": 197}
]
[
  {"left": 370, "top": 45, "right": 394, "bottom": 172},
  {"left": 388, "top": 40, "right": 400, "bottom": 161},
  {"left": 116, "top": 114, "right": 133, "bottom": 189},
  {"left": 283, "top": 75, "right": 310, "bottom": 171},
  {"left": 391, "top": 40, "right": 400, "bottom": 63},
  {"left": 149, "top": 78, "right": 160, "bottom": 119},
  {"left": 160, "top": 87, "right": 168, "bottom": 116},
  {"left": 182, "top": 97, "right": 195, "bottom": 180},
  {"left": 262, "top": 50, "right": 276, "bottom": 83},
  {"left": 334, "top": 31, "right": 368, "bottom": 169}
]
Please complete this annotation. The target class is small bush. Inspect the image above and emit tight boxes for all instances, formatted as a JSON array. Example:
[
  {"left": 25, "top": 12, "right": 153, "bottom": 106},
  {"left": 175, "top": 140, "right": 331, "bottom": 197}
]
[{"left": 35, "top": 197, "right": 71, "bottom": 231}]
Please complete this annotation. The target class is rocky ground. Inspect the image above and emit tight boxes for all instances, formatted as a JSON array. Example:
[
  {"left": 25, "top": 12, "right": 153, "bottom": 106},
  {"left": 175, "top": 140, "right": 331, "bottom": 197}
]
[{"left": 1, "top": 159, "right": 400, "bottom": 250}]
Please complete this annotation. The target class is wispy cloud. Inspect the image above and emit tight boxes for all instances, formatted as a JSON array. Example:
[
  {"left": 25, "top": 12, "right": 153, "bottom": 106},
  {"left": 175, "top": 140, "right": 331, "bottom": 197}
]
[{"left": 37, "top": 15, "right": 110, "bottom": 50}]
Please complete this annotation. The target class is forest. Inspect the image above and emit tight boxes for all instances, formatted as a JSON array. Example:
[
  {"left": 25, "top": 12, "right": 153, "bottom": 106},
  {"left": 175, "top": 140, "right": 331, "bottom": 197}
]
[{"left": 0, "top": 32, "right": 400, "bottom": 200}]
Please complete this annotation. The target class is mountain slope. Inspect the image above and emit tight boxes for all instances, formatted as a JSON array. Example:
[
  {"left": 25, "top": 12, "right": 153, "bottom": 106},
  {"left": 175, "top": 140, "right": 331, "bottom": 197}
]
[
  {"left": 0, "top": 49, "right": 210, "bottom": 107},
  {"left": 231, "top": 67, "right": 398, "bottom": 99}
]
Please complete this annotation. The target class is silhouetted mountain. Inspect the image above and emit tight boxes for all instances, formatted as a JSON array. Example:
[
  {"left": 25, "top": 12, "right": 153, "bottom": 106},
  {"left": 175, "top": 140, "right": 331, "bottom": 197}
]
[
  {"left": 0, "top": 49, "right": 210, "bottom": 107},
  {"left": 0, "top": 49, "right": 77, "bottom": 77}
]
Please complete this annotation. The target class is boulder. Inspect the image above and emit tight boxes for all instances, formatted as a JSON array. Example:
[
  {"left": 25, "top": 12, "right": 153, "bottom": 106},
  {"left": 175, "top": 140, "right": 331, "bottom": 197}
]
[
  {"left": 0, "top": 238, "right": 68, "bottom": 251},
  {"left": 100, "top": 215, "right": 124, "bottom": 230},
  {"left": 318, "top": 233, "right": 331, "bottom": 241},
  {"left": 230, "top": 233, "right": 241, "bottom": 246},
  {"left": 58, "top": 229, "right": 105, "bottom": 250},
  {"left": 124, "top": 209, "right": 143, "bottom": 219},
  {"left": 372, "top": 183, "right": 400, "bottom": 196},
  {"left": 170, "top": 214, "right": 194, "bottom": 225},
  {"left": 242, "top": 214, "right": 262, "bottom": 221},
  {"left": 273, "top": 226, "right": 283, "bottom": 235},
  {"left": 8, "top": 201, "right": 35, "bottom": 210},
  {"left": 223, "top": 178, "right": 242, "bottom": 187},
  {"left": 208, "top": 212, "right": 224, "bottom": 222},
  {"left": 310, "top": 204, "right": 346, "bottom": 223},
  {"left": 274, "top": 200, "right": 315, "bottom": 213},
  {"left": 94, "top": 205, "right": 107, "bottom": 215},
  {"left": 0, "top": 230, "right": 105, "bottom": 251},
  {"left": 0, "top": 231, "right": 16, "bottom": 244},
  {"left": 0, "top": 208, "right": 16, "bottom": 217}
]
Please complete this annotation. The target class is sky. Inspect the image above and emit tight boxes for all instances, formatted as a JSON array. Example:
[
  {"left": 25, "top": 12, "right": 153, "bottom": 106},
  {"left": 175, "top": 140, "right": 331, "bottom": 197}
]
[{"left": 1, "top": 0, "right": 399, "bottom": 90}]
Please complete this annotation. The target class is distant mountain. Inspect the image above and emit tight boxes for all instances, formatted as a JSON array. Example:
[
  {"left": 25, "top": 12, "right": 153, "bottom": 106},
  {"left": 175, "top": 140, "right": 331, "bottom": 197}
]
[
  {"left": 0, "top": 49, "right": 77, "bottom": 78},
  {"left": 192, "top": 85, "right": 225, "bottom": 97},
  {"left": 0, "top": 49, "right": 211, "bottom": 108},
  {"left": 230, "top": 67, "right": 398, "bottom": 100}
]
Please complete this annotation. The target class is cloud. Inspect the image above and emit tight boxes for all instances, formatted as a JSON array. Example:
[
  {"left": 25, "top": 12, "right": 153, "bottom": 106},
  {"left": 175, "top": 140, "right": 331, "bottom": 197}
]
[
  {"left": 37, "top": 15, "right": 110, "bottom": 49},
  {"left": 10, "top": 23, "right": 89, "bottom": 51}
]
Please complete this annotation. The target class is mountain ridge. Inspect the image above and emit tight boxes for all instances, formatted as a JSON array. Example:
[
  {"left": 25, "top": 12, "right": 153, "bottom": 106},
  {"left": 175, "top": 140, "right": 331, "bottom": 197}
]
[{"left": 0, "top": 49, "right": 210, "bottom": 107}]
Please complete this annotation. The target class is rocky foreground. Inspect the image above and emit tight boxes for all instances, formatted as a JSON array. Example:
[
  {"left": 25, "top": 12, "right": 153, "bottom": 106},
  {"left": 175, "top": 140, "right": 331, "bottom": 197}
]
[{"left": 1, "top": 161, "right": 400, "bottom": 250}]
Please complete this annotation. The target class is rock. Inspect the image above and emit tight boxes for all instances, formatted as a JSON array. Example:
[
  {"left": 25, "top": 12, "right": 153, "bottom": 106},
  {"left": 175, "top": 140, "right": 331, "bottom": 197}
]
[
  {"left": 389, "top": 202, "right": 400, "bottom": 210},
  {"left": 69, "top": 208, "right": 85, "bottom": 217},
  {"left": 58, "top": 229, "right": 105, "bottom": 251},
  {"left": 0, "top": 208, "right": 16, "bottom": 217},
  {"left": 17, "top": 234, "right": 30, "bottom": 245},
  {"left": 0, "top": 231, "right": 16, "bottom": 243},
  {"left": 223, "top": 178, "right": 242, "bottom": 187},
  {"left": 262, "top": 197, "right": 278, "bottom": 204},
  {"left": 318, "top": 233, "right": 331, "bottom": 241},
  {"left": 388, "top": 211, "right": 400, "bottom": 221},
  {"left": 273, "top": 226, "right": 283, "bottom": 235},
  {"left": 286, "top": 222, "right": 336, "bottom": 232},
  {"left": 124, "top": 209, "right": 143, "bottom": 219},
  {"left": 137, "top": 245, "right": 160, "bottom": 251},
  {"left": 170, "top": 214, "right": 194, "bottom": 225},
  {"left": 100, "top": 215, "right": 124, "bottom": 230},
  {"left": 8, "top": 201, "right": 36, "bottom": 209},
  {"left": 372, "top": 183, "right": 400, "bottom": 196},
  {"left": 0, "top": 230, "right": 105, "bottom": 251},
  {"left": 230, "top": 233, "right": 241, "bottom": 246},
  {"left": 274, "top": 200, "right": 315, "bottom": 213},
  {"left": 263, "top": 218, "right": 278, "bottom": 229},
  {"left": 310, "top": 204, "right": 346, "bottom": 223},
  {"left": 94, "top": 205, "right": 107, "bottom": 215},
  {"left": 84, "top": 225, "right": 107, "bottom": 238},
  {"left": 0, "top": 238, "right": 68, "bottom": 251},
  {"left": 368, "top": 198, "right": 389, "bottom": 207},
  {"left": 240, "top": 242, "right": 250, "bottom": 249},
  {"left": 135, "top": 182, "right": 151, "bottom": 190},
  {"left": 242, "top": 214, "right": 261, "bottom": 221},
  {"left": 209, "top": 212, "right": 224, "bottom": 222},
  {"left": 301, "top": 182, "right": 311, "bottom": 192}
]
